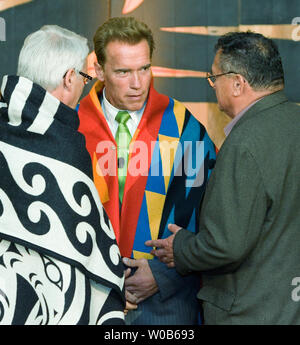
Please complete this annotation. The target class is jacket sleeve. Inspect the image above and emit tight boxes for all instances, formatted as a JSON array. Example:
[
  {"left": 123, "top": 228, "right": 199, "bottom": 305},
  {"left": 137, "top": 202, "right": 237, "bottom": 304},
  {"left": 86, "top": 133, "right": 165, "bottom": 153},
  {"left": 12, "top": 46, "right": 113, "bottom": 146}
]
[
  {"left": 148, "top": 257, "right": 199, "bottom": 302},
  {"left": 174, "top": 143, "right": 269, "bottom": 275}
]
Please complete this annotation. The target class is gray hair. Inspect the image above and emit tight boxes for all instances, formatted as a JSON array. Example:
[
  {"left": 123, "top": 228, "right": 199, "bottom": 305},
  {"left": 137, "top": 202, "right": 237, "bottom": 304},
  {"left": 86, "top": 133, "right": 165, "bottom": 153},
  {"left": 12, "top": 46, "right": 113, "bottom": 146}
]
[
  {"left": 17, "top": 25, "right": 89, "bottom": 91},
  {"left": 215, "top": 31, "right": 284, "bottom": 91}
]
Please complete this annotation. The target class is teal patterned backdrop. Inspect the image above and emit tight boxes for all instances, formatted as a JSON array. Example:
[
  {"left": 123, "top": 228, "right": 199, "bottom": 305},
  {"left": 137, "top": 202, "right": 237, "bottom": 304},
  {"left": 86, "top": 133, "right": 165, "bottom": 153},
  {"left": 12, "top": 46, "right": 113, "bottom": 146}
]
[{"left": 0, "top": 0, "right": 299, "bottom": 146}]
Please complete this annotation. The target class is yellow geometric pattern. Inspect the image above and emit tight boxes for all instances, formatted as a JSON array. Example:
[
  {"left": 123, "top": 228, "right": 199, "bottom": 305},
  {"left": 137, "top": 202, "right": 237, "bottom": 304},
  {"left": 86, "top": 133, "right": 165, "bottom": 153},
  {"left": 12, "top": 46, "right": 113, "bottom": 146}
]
[
  {"left": 133, "top": 250, "right": 154, "bottom": 260},
  {"left": 145, "top": 190, "right": 166, "bottom": 242},
  {"left": 173, "top": 99, "right": 185, "bottom": 135},
  {"left": 158, "top": 134, "right": 180, "bottom": 192}
]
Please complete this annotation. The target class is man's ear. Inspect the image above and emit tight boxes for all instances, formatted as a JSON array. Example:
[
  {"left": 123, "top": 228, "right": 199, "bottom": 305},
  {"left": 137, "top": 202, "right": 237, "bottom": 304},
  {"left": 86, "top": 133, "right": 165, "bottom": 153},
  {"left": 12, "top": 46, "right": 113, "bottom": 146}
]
[
  {"left": 232, "top": 74, "right": 246, "bottom": 97},
  {"left": 63, "top": 69, "right": 76, "bottom": 91},
  {"left": 94, "top": 62, "right": 105, "bottom": 82}
]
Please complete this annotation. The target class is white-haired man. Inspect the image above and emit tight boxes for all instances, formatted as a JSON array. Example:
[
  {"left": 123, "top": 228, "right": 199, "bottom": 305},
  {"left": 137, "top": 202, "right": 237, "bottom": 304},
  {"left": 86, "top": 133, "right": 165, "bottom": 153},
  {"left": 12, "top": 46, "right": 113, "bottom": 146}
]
[{"left": 0, "top": 25, "right": 125, "bottom": 325}]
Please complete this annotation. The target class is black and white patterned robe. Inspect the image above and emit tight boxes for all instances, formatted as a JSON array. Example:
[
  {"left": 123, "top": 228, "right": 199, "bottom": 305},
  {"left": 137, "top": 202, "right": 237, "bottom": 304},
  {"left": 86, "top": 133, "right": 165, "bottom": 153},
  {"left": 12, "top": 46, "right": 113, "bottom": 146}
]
[{"left": 0, "top": 75, "right": 125, "bottom": 325}]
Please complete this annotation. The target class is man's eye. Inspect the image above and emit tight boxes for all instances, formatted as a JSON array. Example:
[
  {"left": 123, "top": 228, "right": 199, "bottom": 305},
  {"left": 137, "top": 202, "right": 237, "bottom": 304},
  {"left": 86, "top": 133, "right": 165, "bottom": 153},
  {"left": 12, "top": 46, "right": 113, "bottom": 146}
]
[{"left": 118, "top": 70, "right": 128, "bottom": 75}]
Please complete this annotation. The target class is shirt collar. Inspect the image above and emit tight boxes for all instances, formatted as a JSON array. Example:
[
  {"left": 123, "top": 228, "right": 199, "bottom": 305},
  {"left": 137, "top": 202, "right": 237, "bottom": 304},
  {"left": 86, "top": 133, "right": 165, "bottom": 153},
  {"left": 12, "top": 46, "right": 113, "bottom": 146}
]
[
  {"left": 102, "top": 87, "right": 145, "bottom": 126},
  {"left": 224, "top": 98, "right": 263, "bottom": 137}
]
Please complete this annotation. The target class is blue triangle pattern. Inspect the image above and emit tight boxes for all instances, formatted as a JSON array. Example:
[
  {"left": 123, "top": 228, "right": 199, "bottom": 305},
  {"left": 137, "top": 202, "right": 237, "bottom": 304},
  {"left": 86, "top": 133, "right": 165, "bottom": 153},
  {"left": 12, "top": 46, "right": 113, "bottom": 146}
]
[
  {"left": 158, "top": 98, "right": 179, "bottom": 138},
  {"left": 160, "top": 205, "right": 175, "bottom": 240},
  {"left": 182, "top": 140, "right": 206, "bottom": 197},
  {"left": 186, "top": 208, "right": 196, "bottom": 234},
  {"left": 131, "top": 196, "right": 153, "bottom": 256},
  {"left": 145, "top": 140, "right": 166, "bottom": 195}
]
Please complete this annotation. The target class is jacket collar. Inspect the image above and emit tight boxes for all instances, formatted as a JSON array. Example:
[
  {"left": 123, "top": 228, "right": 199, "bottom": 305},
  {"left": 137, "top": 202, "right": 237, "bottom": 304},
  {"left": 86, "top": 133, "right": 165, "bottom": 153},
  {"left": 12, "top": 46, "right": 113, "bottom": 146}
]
[{"left": 231, "top": 90, "right": 288, "bottom": 134}]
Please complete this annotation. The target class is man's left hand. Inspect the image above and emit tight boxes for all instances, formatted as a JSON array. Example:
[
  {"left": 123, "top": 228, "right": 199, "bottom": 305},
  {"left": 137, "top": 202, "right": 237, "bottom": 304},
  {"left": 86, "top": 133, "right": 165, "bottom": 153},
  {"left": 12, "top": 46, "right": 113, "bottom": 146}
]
[{"left": 122, "top": 257, "right": 158, "bottom": 304}]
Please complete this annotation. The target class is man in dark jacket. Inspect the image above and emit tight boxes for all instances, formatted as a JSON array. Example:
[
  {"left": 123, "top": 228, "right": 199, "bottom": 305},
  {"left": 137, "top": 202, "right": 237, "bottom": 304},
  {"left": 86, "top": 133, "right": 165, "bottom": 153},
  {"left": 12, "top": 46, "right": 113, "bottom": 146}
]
[{"left": 146, "top": 31, "right": 300, "bottom": 324}]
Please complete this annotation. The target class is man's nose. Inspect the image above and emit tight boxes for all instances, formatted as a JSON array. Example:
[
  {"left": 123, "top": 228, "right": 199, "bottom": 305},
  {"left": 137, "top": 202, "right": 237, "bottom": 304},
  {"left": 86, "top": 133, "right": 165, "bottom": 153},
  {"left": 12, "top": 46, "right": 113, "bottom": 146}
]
[{"left": 130, "top": 71, "right": 141, "bottom": 89}]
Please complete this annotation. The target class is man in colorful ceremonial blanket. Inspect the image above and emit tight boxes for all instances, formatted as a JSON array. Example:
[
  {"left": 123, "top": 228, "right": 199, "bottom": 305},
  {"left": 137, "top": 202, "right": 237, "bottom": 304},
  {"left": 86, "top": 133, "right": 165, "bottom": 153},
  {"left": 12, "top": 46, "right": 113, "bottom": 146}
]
[
  {"left": 0, "top": 25, "right": 125, "bottom": 325},
  {"left": 78, "top": 17, "right": 216, "bottom": 325}
]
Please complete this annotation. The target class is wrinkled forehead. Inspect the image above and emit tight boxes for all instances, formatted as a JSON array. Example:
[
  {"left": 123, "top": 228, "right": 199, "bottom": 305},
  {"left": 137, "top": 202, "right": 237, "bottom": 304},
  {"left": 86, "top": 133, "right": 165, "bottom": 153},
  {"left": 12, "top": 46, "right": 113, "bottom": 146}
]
[
  {"left": 105, "top": 38, "right": 150, "bottom": 52},
  {"left": 105, "top": 40, "right": 151, "bottom": 64}
]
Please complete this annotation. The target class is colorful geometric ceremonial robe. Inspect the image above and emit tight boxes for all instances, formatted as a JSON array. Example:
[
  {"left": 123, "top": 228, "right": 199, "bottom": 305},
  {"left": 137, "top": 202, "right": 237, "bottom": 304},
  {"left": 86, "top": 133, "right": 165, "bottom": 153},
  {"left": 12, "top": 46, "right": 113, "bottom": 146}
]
[{"left": 78, "top": 81, "right": 216, "bottom": 259}]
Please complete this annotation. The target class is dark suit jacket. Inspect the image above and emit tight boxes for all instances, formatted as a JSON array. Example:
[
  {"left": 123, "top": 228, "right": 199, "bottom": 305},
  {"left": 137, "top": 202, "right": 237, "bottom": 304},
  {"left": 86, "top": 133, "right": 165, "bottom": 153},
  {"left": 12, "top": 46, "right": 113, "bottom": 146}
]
[{"left": 174, "top": 91, "right": 300, "bottom": 324}]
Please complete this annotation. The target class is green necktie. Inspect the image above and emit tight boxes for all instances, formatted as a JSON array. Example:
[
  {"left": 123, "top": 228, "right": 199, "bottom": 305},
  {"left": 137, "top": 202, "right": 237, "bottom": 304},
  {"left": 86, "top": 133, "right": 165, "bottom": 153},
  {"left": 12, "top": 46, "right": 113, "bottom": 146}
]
[{"left": 115, "top": 110, "right": 132, "bottom": 203}]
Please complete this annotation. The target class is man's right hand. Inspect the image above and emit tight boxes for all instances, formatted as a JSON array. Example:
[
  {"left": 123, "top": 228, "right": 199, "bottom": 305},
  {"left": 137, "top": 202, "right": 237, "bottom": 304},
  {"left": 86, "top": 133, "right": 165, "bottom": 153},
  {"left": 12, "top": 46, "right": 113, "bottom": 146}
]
[
  {"left": 124, "top": 267, "right": 138, "bottom": 315},
  {"left": 145, "top": 223, "right": 182, "bottom": 268}
]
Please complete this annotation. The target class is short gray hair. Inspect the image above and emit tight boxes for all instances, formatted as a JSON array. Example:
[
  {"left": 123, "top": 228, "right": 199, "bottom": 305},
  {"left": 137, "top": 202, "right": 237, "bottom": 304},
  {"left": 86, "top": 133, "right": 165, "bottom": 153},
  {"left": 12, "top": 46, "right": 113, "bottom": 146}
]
[
  {"left": 17, "top": 25, "right": 89, "bottom": 91},
  {"left": 215, "top": 31, "right": 284, "bottom": 91}
]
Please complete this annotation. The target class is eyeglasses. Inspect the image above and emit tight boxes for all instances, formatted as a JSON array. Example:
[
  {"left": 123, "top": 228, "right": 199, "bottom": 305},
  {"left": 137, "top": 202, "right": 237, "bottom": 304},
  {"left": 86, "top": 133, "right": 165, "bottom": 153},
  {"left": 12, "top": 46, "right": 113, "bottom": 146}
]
[
  {"left": 78, "top": 71, "right": 93, "bottom": 85},
  {"left": 63, "top": 69, "right": 93, "bottom": 85},
  {"left": 206, "top": 71, "right": 238, "bottom": 87}
]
